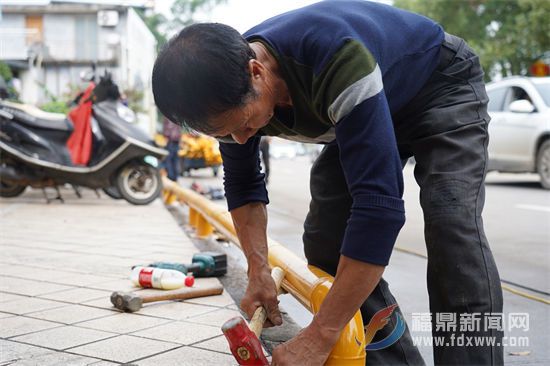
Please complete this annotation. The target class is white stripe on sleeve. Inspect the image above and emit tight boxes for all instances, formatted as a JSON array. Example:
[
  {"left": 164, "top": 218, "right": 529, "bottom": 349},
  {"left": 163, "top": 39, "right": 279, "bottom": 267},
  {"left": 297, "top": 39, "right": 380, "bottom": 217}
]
[{"left": 327, "top": 64, "right": 383, "bottom": 124}]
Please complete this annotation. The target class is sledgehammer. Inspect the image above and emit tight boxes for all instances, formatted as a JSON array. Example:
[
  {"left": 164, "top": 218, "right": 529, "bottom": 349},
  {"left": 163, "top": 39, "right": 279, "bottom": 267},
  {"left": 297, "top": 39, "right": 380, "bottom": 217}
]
[
  {"left": 221, "top": 267, "right": 285, "bottom": 365},
  {"left": 111, "top": 283, "right": 223, "bottom": 312}
]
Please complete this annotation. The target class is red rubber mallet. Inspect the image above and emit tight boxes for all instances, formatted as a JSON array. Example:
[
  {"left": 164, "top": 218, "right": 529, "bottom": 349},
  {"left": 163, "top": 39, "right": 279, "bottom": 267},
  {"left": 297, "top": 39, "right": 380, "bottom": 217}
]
[{"left": 221, "top": 267, "right": 285, "bottom": 365}]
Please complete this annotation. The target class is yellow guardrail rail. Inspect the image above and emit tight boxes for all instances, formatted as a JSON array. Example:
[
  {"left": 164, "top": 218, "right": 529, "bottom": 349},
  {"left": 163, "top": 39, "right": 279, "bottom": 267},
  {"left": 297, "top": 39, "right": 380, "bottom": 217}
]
[{"left": 162, "top": 177, "right": 366, "bottom": 365}]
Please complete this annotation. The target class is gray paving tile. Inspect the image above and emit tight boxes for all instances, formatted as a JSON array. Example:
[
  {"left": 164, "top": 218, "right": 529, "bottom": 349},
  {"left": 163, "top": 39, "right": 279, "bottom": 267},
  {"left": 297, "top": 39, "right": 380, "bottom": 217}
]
[
  {"left": 0, "top": 265, "right": 74, "bottom": 282},
  {"left": 8, "top": 257, "right": 83, "bottom": 270},
  {"left": 38, "top": 287, "right": 112, "bottom": 303},
  {"left": 192, "top": 277, "right": 225, "bottom": 288},
  {"left": 26, "top": 304, "right": 115, "bottom": 324},
  {"left": 184, "top": 290, "right": 235, "bottom": 308},
  {"left": 136, "top": 301, "right": 218, "bottom": 320},
  {"left": 131, "top": 320, "right": 222, "bottom": 345},
  {"left": 0, "top": 292, "right": 28, "bottom": 303},
  {"left": 192, "top": 335, "right": 233, "bottom": 354},
  {"left": 47, "top": 273, "right": 117, "bottom": 286},
  {"left": 0, "top": 339, "right": 52, "bottom": 363},
  {"left": 82, "top": 296, "right": 119, "bottom": 310},
  {"left": 0, "top": 276, "right": 72, "bottom": 296},
  {"left": 0, "top": 297, "right": 66, "bottom": 315},
  {"left": 78, "top": 313, "right": 171, "bottom": 334},
  {"left": 135, "top": 345, "right": 236, "bottom": 366},
  {"left": 186, "top": 308, "right": 242, "bottom": 327},
  {"left": 68, "top": 335, "right": 178, "bottom": 363},
  {"left": 0, "top": 316, "right": 60, "bottom": 338},
  {"left": 139, "top": 245, "right": 193, "bottom": 253},
  {"left": 76, "top": 256, "right": 140, "bottom": 269},
  {"left": 12, "top": 325, "right": 115, "bottom": 350},
  {"left": 73, "top": 246, "right": 154, "bottom": 257},
  {"left": 2, "top": 247, "right": 81, "bottom": 264},
  {"left": 0, "top": 183, "right": 241, "bottom": 365},
  {"left": 7, "top": 352, "right": 104, "bottom": 366},
  {"left": 130, "top": 251, "right": 198, "bottom": 262},
  {"left": 88, "top": 279, "right": 140, "bottom": 292}
]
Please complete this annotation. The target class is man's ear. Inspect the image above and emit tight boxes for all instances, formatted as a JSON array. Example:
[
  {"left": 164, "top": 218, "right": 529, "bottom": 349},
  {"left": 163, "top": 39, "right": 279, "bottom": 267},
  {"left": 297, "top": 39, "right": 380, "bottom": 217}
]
[{"left": 248, "top": 59, "right": 264, "bottom": 80}]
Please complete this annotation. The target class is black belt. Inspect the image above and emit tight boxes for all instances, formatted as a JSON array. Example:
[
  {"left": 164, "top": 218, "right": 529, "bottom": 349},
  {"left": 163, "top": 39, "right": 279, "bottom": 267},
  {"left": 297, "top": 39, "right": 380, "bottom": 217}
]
[{"left": 438, "top": 32, "right": 466, "bottom": 70}]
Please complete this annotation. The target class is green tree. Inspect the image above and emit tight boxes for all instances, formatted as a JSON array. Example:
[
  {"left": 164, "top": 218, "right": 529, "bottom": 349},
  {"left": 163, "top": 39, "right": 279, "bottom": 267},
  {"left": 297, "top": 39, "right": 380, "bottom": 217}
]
[
  {"left": 0, "top": 61, "right": 20, "bottom": 101},
  {"left": 0, "top": 61, "right": 13, "bottom": 82},
  {"left": 169, "top": 0, "right": 227, "bottom": 28},
  {"left": 136, "top": 0, "right": 227, "bottom": 50},
  {"left": 394, "top": 0, "right": 550, "bottom": 80},
  {"left": 135, "top": 9, "right": 168, "bottom": 50}
]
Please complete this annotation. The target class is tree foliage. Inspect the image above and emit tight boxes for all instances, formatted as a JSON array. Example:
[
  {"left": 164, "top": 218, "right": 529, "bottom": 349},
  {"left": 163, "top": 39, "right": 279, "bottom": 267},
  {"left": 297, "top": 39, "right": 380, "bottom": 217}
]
[
  {"left": 394, "top": 0, "right": 550, "bottom": 80},
  {"left": 135, "top": 9, "right": 168, "bottom": 50},
  {"left": 0, "top": 61, "right": 13, "bottom": 82},
  {"left": 136, "top": 0, "right": 227, "bottom": 50},
  {"left": 170, "top": 0, "right": 227, "bottom": 28}
]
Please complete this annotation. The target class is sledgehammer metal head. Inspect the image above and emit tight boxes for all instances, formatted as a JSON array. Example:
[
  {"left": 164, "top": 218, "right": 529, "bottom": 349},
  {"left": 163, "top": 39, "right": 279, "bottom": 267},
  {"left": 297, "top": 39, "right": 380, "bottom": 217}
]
[
  {"left": 221, "top": 267, "right": 284, "bottom": 365},
  {"left": 222, "top": 317, "right": 269, "bottom": 365},
  {"left": 110, "top": 291, "right": 143, "bottom": 312}
]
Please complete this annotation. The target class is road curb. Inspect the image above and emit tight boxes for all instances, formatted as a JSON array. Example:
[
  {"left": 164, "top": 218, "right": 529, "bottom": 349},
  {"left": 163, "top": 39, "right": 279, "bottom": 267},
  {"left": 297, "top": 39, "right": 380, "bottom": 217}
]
[{"left": 166, "top": 204, "right": 302, "bottom": 353}]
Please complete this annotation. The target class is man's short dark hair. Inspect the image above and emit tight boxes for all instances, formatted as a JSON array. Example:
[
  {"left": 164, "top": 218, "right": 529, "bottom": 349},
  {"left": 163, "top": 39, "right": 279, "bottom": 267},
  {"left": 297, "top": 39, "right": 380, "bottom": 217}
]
[{"left": 152, "top": 23, "right": 256, "bottom": 134}]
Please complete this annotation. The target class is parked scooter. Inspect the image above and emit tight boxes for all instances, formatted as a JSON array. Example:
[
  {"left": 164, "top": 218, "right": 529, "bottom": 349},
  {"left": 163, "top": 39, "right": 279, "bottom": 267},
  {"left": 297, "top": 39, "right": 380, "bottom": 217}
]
[{"left": 0, "top": 72, "right": 168, "bottom": 205}]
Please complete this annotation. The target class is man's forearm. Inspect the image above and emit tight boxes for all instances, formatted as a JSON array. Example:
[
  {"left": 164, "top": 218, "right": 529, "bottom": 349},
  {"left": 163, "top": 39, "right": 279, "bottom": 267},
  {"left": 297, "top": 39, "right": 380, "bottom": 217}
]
[
  {"left": 313, "top": 255, "right": 384, "bottom": 342},
  {"left": 231, "top": 202, "right": 283, "bottom": 326},
  {"left": 230, "top": 202, "right": 269, "bottom": 273}
]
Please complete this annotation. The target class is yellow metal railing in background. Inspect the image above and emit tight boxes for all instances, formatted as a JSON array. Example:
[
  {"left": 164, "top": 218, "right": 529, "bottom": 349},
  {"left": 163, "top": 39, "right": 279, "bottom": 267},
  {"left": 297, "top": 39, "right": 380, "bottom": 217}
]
[{"left": 162, "top": 177, "right": 366, "bottom": 365}]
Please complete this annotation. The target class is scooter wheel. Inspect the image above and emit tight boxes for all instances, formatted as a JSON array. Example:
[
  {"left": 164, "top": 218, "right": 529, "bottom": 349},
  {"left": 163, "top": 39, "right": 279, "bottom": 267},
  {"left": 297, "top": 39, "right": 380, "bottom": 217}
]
[
  {"left": 102, "top": 186, "right": 123, "bottom": 200},
  {"left": 116, "top": 163, "right": 162, "bottom": 205},
  {"left": 0, "top": 180, "right": 26, "bottom": 198}
]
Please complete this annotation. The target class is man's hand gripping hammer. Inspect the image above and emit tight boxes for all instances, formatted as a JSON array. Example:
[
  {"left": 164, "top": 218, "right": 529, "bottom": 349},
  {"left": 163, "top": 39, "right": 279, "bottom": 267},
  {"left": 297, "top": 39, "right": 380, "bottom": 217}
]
[{"left": 221, "top": 267, "right": 284, "bottom": 365}]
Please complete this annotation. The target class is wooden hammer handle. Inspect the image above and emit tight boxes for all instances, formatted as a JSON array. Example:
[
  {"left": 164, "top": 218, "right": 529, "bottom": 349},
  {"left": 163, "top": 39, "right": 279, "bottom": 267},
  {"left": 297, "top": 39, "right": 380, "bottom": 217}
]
[
  {"left": 141, "top": 284, "right": 223, "bottom": 303},
  {"left": 249, "top": 267, "right": 285, "bottom": 337}
]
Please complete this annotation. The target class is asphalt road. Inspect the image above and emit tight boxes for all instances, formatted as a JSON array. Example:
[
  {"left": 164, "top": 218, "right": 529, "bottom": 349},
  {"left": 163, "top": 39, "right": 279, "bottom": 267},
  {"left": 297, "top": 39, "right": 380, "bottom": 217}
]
[
  {"left": 182, "top": 154, "right": 549, "bottom": 365},
  {"left": 264, "top": 157, "right": 549, "bottom": 288}
]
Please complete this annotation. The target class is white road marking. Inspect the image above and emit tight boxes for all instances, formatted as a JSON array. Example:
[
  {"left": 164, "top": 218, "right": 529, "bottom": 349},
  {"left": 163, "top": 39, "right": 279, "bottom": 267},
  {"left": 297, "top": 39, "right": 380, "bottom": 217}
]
[{"left": 515, "top": 204, "right": 550, "bottom": 213}]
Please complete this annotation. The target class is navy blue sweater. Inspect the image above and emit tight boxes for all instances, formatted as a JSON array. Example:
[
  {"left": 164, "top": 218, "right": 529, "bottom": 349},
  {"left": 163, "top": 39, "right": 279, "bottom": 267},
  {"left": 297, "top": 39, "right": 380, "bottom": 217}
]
[{"left": 220, "top": 0, "right": 444, "bottom": 266}]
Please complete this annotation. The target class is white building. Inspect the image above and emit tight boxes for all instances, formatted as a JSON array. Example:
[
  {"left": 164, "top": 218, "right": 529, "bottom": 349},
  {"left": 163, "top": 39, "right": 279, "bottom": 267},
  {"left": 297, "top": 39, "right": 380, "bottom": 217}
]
[{"left": 0, "top": 0, "right": 158, "bottom": 134}]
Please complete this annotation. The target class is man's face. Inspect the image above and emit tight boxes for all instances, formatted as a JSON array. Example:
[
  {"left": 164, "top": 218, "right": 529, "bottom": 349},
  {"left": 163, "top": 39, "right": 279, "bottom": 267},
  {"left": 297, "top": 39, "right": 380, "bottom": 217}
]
[
  {"left": 210, "top": 90, "right": 273, "bottom": 144},
  {"left": 209, "top": 61, "right": 276, "bottom": 144}
]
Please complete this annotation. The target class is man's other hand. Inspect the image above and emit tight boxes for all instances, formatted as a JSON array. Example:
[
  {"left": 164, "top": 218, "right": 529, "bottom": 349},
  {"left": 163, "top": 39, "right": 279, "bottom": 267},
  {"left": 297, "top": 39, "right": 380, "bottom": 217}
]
[{"left": 271, "top": 320, "right": 339, "bottom": 366}]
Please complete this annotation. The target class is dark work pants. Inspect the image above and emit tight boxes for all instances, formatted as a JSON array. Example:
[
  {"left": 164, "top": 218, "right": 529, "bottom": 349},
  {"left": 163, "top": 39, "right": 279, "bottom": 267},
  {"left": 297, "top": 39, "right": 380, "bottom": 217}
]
[
  {"left": 260, "top": 139, "right": 271, "bottom": 184},
  {"left": 303, "top": 34, "right": 504, "bottom": 365},
  {"left": 165, "top": 141, "right": 180, "bottom": 182}
]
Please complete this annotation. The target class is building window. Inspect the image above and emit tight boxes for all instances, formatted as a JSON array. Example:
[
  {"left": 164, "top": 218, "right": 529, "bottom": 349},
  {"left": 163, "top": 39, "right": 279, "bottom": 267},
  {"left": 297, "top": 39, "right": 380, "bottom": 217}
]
[
  {"left": 75, "top": 15, "right": 98, "bottom": 60},
  {"left": 25, "top": 15, "right": 43, "bottom": 45}
]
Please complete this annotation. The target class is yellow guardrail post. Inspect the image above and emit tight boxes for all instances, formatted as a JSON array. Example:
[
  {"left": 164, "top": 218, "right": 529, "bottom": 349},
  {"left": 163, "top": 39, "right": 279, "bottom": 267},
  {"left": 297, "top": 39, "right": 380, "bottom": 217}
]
[
  {"left": 309, "top": 266, "right": 366, "bottom": 365},
  {"left": 196, "top": 214, "right": 214, "bottom": 238},
  {"left": 163, "top": 190, "right": 178, "bottom": 205},
  {"left": 162, "top": 178, "right": 366, "bottom": 364},
  {"left": 189, "top": 207, "right": 198, "bottom": 228}
]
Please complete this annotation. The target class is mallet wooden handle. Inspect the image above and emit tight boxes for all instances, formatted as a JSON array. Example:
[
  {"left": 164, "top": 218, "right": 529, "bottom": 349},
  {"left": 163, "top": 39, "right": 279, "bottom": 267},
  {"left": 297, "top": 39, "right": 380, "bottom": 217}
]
[
  {"left": 141, "top": 284, "right": 223, "bottom": 303},
  {"left": 249, "top": 267, "right": 285, "bottom": 336}
]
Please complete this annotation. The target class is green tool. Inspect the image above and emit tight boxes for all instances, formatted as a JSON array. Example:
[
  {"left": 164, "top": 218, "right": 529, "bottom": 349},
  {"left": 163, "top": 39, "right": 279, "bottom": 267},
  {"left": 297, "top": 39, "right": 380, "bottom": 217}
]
[{"left": 135, "top": 252, "right": 227, "bottom": 278}]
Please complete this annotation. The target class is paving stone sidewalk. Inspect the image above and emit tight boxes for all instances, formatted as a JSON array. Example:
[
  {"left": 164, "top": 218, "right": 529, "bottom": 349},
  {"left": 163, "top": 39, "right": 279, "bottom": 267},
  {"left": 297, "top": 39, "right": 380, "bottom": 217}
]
[{"left": 0, "top": 187, "right": 242, "bottom": 365}]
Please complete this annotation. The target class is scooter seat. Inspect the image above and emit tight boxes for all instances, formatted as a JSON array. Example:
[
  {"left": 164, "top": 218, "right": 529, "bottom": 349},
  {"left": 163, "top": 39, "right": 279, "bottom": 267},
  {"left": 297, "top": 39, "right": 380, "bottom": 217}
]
[
  {"left": 1, "top": 101, "right": 73, "bottom": 132},
  {"left": 23, "top": 115, "right": 73, "bottom": 132}
]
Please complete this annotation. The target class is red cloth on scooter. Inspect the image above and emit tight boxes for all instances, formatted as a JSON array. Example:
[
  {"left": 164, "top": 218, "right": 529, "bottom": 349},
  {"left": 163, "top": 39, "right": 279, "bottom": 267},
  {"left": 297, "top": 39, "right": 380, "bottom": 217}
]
[{"left": 67, "top": 83, "right": 94, "bottom": 166}]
